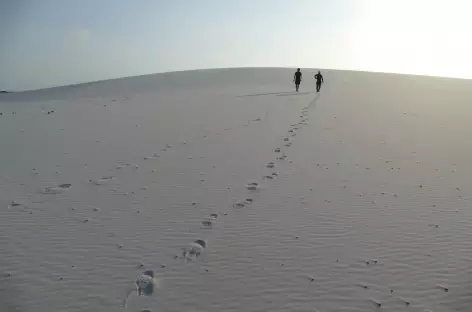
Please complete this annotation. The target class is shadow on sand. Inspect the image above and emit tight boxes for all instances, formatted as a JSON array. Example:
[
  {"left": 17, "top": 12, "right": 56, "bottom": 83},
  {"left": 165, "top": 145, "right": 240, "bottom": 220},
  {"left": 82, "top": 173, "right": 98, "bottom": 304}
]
[
  {"left": 239, "top": 91, "right": 314, "bottom": 97},
  {"left": 276, "top": 92, "right": 312, "bottom": 97},
  {"left": 239, "top": 91, "right": 300, "bottom": 97}
]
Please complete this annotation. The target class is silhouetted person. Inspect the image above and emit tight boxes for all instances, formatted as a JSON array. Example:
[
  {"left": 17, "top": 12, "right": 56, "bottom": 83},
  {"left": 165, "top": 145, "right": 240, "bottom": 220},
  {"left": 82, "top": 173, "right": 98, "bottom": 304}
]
[
  {"left": 293, "top": 68, "right": 302, "bottom": 92},
  {"left": 314, "top": 71, "right": 323, "bottom": 92}
]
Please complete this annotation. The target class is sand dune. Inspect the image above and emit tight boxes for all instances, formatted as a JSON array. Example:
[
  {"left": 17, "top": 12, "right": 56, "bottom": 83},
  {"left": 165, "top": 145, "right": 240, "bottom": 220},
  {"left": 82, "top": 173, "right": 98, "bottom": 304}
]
[{"left": 1, "top": 68, "right": 472, "bottom": 311}]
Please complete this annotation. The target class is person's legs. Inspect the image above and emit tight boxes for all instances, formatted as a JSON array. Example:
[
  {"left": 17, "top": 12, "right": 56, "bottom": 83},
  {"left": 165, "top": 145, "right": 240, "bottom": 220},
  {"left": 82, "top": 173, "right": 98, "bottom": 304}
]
[
  {"left": 316, "top": 82, "right": 321, "bottom": 92},
  {"left": 295, "top": 82, "right": 300, "bottom": 91}
]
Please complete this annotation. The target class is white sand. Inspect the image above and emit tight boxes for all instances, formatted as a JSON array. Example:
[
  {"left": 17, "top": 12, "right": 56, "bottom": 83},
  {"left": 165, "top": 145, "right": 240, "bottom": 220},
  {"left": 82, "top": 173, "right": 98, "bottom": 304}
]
[{"left": 1, "top": 68, "right": 472, "bottom": 312}]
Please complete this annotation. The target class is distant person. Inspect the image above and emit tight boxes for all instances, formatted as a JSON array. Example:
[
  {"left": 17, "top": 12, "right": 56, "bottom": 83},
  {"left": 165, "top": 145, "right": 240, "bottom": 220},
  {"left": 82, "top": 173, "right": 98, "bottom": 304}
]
[
  {"left": 293, "top": 68, "right": 302, "bottom": 92},
  {"left": 314, "top": 71, "right": 324, "bottom": 93}
]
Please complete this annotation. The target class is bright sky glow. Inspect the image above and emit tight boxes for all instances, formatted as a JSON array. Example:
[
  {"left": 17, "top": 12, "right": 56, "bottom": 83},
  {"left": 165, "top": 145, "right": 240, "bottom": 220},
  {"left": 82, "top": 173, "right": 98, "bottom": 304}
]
[{"left": 1, "top": 0, "right": 471, "bottom": 90}]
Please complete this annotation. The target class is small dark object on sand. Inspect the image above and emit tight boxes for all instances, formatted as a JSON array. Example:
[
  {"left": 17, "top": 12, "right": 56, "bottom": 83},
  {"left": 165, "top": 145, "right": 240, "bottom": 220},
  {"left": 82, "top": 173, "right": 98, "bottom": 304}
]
[
  {"left": 437, "top": 284, "right": 449, "bottom": 292},
  {"left": 370, "top": 299, "right": 381, "bottom": 307}
]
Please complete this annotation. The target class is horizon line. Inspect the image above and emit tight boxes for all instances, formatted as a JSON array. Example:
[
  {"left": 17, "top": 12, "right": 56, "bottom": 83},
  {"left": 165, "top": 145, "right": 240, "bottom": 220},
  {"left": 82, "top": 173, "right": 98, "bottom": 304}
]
[{"left": 3, "top": 66, "right": 470, "bottom": 94}]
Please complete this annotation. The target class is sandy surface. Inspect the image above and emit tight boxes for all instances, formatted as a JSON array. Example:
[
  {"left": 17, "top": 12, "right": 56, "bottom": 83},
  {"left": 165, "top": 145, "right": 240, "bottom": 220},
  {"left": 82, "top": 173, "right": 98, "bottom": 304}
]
[{"left": 1, "top": 68, "right": 472, "bottom": 312}]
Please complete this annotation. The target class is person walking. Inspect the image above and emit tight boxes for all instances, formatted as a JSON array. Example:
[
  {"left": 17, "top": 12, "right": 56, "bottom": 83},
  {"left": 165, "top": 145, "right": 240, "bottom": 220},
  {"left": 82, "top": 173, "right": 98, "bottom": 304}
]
[
  {"left": 293, "top": 68, "right": 302, "bottom": 92},
  {"left": 314, "top": 71, "right": 324, "bottom": 93}
]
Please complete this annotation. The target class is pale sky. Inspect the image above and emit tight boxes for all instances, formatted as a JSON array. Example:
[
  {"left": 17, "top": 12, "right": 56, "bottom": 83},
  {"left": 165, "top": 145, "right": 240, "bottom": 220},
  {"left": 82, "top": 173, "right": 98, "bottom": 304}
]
[{"left": 1, "top": 0, "right": 472, "bottom": 91}]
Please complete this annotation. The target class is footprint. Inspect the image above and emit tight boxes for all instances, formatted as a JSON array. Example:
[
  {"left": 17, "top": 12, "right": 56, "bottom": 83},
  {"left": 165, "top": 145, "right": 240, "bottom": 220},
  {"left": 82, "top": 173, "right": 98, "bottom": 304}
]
[
  {"left": 266, "top": 162, "right": 275, "bottom": 168},
  {"left": 9, "top": 201, "right": 22, "bottom": 207},
  {"left": 264, "top": 175, "right": 274, "bottom": 180},
  {"left": 246, "top": 182, "right": 260, "bottom": 191},
  {"left": 274, "top": 148, "right": 281, "bottom": 153},
  {"left": 208, "top": 213, "right": 218, "bottom": 221},
  {"left": 144, "top": 153, "right": 160, "bottom": 160},
  {"left": 182, "top": 240, "right": 207, "bottom": 262},
  {"left": 233, "top": 201, "right": 246, "bottom": 208},
  {"left": 123, "top": 270, "right": 160, "bottom": 308},
  {"left": 233, "top": 197, "right": 254, "bottom": 208},
  {"left": 201, "top": 220, "right": 213, "bottom": 229},
  {"left": 89, "top": 176, "right": 114, "bottom": 185},
  {"left": 41, "top": 183, "right": 72, "bottom": 194}
]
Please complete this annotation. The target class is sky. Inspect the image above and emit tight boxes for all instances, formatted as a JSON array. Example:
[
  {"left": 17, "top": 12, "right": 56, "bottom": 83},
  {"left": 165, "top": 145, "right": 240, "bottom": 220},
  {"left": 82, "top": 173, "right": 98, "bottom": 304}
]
[{"left": 1, "top": 0, "right": 472, "bottom": 91}]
